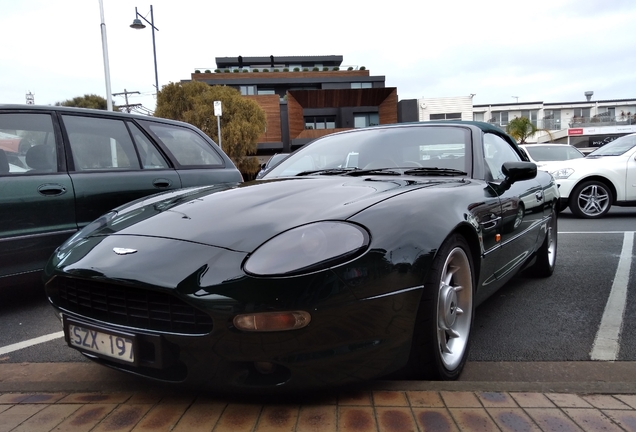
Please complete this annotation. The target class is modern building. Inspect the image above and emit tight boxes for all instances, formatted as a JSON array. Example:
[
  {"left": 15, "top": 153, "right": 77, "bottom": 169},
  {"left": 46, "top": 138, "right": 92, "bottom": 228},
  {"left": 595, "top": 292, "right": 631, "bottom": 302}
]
[
  {"left": 189, "top": 56, "right": 398, "bottom": 155},
  {"left": 399, "top": 93, "right": 636, "bottom": 152}
]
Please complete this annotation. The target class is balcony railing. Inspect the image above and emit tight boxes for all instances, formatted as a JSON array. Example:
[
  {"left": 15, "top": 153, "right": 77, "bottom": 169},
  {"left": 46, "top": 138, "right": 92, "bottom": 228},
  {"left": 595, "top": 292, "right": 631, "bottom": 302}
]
[{"left": 565, "top": 115, "right": 636, "bottom": 128}]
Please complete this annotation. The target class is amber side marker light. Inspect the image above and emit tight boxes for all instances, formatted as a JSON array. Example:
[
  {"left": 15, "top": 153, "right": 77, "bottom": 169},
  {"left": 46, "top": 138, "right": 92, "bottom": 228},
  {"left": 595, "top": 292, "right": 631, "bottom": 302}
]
[{"left": 233, "top": 311, "right": 311, "bottom": 332}]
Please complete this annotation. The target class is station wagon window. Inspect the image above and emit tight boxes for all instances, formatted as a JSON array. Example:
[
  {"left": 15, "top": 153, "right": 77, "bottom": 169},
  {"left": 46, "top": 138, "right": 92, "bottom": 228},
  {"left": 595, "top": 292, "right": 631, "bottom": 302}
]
[
  {"left": 143, "top": 123, "right": 224, "bottom": 166},
  {"left": 127, "top": 123, "right": 169, "bottom": 169},
  {"left": 63, "top": 116, "right": 141, "bottom": 171},
  {"left": 0, "top": 113, "right": 58, "bottom": 174}
]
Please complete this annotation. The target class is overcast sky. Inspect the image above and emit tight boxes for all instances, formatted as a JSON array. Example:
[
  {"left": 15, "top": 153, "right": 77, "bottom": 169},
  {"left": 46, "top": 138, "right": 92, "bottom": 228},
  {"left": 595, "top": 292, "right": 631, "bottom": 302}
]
[{"left": 2, "top": 0, "right": 635, "bottom": 112}]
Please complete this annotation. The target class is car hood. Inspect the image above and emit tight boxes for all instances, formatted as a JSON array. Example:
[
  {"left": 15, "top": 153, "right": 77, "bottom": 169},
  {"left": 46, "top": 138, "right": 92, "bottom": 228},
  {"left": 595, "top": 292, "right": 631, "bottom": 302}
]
[{"left": 100, "top": 176, "right": 465, "bottom": 252}]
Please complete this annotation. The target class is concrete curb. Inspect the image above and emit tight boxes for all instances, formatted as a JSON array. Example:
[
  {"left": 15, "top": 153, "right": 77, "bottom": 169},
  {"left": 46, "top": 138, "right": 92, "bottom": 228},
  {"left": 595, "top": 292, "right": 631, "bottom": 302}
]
[{"left": 2, "top": 361, "right": 636, "bottom": 394}]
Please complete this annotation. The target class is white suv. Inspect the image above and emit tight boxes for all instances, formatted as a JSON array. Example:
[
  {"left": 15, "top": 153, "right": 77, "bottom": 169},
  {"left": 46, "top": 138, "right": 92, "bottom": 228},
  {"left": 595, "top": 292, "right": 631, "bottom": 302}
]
[{"left": 549, "top": 133, "right": 636, "bottom": 218}]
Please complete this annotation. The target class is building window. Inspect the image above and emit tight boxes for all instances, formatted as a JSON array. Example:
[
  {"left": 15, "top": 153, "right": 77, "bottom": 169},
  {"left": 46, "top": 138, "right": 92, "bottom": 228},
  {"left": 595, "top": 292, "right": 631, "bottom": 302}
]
[
  {"left": 351, "top": 82, "right": 372, "bottom": 89},
  {"left": 257, "top": 89, "right": 276, "bottom": 95},
  {"left": 474, "top": 112, "right": 485, "bottom": 122},
  {"left": 491, "top": 111, "right": 509, "bottom": 126},
  {"left": 520, "top": 110, "right": 539, "bottom": 126},
  {"left": 544, "top": 109, "right": 561, "bottom": 130},
  {"left": 304, "top": 116, "right": 336, "bottom": 130},
  {"left": 430, "top": 113, "right": 462, "bottom": 121},
  {"left": 573, "top": 108, "right": 591, "bottom": 119},
  {"left": 240, "top": 86, "right": 256, "bottom": 95},
  {"left": 354, "top": 113, "right": 379, "bottom": 128}
]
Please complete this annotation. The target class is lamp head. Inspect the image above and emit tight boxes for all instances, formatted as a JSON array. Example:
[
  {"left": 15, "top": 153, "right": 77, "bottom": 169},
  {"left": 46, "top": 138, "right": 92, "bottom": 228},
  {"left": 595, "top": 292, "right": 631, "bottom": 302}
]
[{"left": 130, "top": 18, "right": 146, "bottom": 29}]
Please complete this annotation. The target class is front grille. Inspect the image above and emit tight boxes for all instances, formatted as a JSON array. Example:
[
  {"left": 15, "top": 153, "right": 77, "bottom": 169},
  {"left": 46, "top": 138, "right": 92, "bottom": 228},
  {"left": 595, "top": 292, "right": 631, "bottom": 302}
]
[{"left": 50, "top": 277, "right": 213, "bottom": 335}]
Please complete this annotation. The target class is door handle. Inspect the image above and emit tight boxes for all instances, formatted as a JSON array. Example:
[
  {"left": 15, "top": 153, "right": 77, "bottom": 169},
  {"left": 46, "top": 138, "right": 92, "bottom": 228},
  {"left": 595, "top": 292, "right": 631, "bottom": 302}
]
[
  {"left": 480, "top": 214, "right": 501, "bottom": 230},
  {"left": 37, "top": 184, "right": 67, "bottom": 196},
  {"left": 535, "top": 191, "right": 544, "bottom": 202},
  {"left": 153, "top": 178, "right": 173, "bottom": 188}
]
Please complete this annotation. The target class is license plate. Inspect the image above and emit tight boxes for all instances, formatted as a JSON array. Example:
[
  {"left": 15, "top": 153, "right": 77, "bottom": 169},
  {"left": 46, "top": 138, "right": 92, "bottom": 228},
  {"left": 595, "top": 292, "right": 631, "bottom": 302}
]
[{"left": 65, "top": 320, "right": 135, "bottom": 363}]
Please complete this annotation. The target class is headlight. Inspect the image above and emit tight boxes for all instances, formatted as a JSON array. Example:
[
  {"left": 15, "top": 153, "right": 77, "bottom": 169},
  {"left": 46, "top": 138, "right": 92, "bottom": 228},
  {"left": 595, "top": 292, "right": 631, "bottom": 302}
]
[
  {"left": 57, "top": 211, "right": 117, "bottom": 253},
  {"left": 550, "top": 167, "right": 574, "bottom": 179},
  {"left": 244, "top": 222, "right": 369, "bottom": 276}
]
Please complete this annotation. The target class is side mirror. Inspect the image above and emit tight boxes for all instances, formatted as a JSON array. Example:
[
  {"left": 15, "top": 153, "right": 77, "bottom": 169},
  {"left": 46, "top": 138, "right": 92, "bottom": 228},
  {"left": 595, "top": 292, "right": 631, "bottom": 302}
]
[{"left": 496, "top": 162, "right": 537, "bottom": 192}]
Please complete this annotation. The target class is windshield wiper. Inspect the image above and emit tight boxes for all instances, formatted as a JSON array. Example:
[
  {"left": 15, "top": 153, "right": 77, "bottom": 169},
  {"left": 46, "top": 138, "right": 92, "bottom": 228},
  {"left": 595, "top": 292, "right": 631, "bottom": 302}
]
[
  {"left": 403, "top": 167, "right": 467, "bottom": 176},
  {"left": 295, "top": 168, "right": 360, "bottom": 176},
  {"left": 343, "top": 167, "right": 402, "bottom": 176}
]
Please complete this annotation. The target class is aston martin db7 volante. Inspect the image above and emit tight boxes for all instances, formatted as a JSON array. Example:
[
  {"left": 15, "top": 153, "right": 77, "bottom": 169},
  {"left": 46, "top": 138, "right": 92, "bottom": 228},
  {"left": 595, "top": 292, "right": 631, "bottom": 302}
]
[{"left": 44, "top": 121, "right": 559, "bottom": 393}]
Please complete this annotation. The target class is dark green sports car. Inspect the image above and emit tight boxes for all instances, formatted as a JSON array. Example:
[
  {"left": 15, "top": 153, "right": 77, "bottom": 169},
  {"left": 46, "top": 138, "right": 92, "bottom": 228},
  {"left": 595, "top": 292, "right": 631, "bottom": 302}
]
[{"left": 44, "top": 121, "right": 559, "bottom": 393}]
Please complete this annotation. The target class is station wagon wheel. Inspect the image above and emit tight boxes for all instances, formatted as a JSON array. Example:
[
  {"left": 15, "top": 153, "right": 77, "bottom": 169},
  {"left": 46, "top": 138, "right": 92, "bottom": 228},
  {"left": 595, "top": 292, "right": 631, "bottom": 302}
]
[
  {"left": 407, "top": 234, "right": 474, "bottom": 380},
  {"left": 569, "top": 180, "right": 612, "bottom": 218}
]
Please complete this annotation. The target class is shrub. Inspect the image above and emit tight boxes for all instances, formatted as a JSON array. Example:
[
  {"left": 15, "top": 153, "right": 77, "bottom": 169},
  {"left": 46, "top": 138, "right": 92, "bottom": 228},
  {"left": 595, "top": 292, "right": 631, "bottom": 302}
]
[
  {"left": 214, "top": 69, "right": 220, "bottom": 73},
  {"left": 293, "top": 67, "right": 300, "bottom": 72},
  {"left": 224, "top": 69, "right": 230, "bottom": 73},
  {"left": 233, "top": 69, "right": 240, "bottom": 73},
  {"left": 204, "top": 69, "right": 211, "bottom": 73},
  {"left": 194, "top": 69, "right": 201, "bottom": 73},
  {"left": 360, "top": 66, "right": 366, "bottom": 70},
  {"left": 323, "top": 67, "right": 329, "bottom": 71},
  {"left": 347, "top": 66, "right": 354, "bottom": 71},
  {"left": 303, "top": 67, "right": 308, "bottom": 71},
  {"left": 313, "top": 67, "right": 320, "bottom": 71},
  {"left": 333, "top": 66, "right": 339, "bottom": 71},
  {"left": 263, "top": 69, "right": 269, "bottom": 72},
  {"left": 253, "top": 69, "right": 259, "bottom": 72},
  {"left": 273, "top": 68, "right": 280, "bottom": 72}
]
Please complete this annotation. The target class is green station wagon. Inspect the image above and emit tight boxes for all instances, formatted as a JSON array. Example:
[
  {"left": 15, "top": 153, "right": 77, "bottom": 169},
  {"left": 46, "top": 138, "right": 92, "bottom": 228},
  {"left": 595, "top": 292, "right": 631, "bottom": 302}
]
[{"left": 0, "top": 104, "right": 243, "bottom": 288}]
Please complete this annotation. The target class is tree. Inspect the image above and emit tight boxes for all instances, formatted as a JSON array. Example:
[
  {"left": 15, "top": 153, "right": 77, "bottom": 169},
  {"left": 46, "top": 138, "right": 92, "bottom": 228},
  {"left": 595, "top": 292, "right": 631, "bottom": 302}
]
[
  {"left": 155, "top": 81, "right": 266, "bottom": 175},
  {"left": 506, "top": 116, "right": 552, "bottom": 144},
  {"left": 56, "top": 94, "right": 117, "bottom": 111}
]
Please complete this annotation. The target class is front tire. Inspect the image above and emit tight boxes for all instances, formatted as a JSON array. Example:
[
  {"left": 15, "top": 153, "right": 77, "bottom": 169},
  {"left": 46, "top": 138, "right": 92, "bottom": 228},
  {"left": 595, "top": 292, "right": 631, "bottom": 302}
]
[
  {"left": 407, "top": 234, "right": 474, "bottom": 380},
  {"left": 569, "top": 180, "right": 612, "bottom": 218},
  {"left": 527, "top": 206, "right": 557, "bottom": 277}
]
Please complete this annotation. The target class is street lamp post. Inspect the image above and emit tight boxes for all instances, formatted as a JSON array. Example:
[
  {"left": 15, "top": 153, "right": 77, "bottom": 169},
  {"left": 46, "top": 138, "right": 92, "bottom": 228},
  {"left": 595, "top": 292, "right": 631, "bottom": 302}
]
[
  {"left": 99, "top": 0, "right": 113, "bottom": 111},
  {"left": 130, "top": 5, "right": 159, "bottom": 94}
]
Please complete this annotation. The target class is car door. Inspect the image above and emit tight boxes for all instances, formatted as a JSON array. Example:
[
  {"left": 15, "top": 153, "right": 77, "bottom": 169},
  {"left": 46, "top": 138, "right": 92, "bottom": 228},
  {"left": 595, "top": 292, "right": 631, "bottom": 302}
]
[
  {"left": 483, "top": 133, "right": 545, "bottom": 282},
  {"left": 625, "top": 142, "right": 636, "bottom": 201},
  {"left": 61, "top": 114, "right": 183, "bottom": 227},
  {"left": 0, "top": 111, "right": 76, "bottom": 285}
]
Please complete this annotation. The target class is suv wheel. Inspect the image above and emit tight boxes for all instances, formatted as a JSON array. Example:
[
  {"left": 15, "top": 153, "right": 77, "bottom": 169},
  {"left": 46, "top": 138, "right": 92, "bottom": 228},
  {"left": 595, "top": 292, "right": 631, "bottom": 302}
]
[{"left": 569, "top": 180, "right": 612, "bottom": 218}]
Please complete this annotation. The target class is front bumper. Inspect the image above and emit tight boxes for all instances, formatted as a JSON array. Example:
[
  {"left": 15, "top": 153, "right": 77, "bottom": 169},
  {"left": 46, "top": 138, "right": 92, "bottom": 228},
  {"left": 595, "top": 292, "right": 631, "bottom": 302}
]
[{"left": 47, "top": 279, "right": 423, "bottom": 393}]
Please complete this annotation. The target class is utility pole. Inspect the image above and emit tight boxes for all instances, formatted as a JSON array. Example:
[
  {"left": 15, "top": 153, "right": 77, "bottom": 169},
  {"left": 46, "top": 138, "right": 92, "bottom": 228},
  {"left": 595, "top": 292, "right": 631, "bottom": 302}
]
[
  {"left": 113, "top": 89, "right": 141, "bottom": 113},
  {"left": 26, "top": 91, "right": 35, "bottom": 104}
]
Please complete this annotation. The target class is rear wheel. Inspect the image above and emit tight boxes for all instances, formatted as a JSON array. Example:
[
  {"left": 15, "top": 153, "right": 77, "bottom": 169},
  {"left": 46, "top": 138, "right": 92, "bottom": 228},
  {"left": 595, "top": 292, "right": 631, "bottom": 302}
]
[
  {"left": 407, "top": 234, "right": 474, "bottom": 380},
  {"left": 569, "top": 180, "right": 612, "bottom": 218}
]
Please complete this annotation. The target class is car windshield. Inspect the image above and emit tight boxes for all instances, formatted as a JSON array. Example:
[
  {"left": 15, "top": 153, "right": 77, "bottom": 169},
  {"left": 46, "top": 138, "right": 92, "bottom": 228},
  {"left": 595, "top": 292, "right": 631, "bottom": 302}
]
[
  {"left": 587, "top": 134, "right": 636, "bottom": 157},
  {"left": 524, "top": 145, "right": 584, "bottom": 161},
  {"left": 263, "top": 126, "right": 470, "bottom": 178}
]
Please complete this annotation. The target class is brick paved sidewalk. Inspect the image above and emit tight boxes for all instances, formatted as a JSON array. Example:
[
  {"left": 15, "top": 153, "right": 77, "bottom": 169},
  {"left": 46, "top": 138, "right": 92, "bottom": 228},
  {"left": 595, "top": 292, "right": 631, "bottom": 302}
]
[{"left": 2, "top": 390, "right": 636, "bottom": 431}]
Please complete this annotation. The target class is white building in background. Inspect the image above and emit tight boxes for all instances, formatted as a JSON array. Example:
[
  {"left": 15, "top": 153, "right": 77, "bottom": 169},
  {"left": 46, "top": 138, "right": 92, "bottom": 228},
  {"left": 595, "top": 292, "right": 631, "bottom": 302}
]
[{"left": 398, "top": 93, "right": 636, "bottom": 152}]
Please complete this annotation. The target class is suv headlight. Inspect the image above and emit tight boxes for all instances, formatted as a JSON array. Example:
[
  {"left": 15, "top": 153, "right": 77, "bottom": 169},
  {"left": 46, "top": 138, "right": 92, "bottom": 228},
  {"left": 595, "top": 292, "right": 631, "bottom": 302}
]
[
  {"left": 244, "top": 221, "right": 369, "bottom": 276},
  {"left": 550, "top": 167, "right": 574, "bottom": 179}
]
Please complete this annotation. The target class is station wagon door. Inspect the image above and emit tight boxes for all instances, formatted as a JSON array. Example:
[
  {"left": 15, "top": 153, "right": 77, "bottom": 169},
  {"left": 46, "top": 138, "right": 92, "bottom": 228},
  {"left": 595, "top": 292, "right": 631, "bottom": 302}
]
[
  {"left": 61, "top": 114, "right": 182, "bottom": 228},
  {"left": 0, "top": 111, "right": 76, "bottom": 284}
]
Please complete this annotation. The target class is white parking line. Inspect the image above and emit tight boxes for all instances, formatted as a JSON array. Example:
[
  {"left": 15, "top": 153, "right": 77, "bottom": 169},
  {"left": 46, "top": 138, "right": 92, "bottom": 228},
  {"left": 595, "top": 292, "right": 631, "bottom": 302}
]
[
  {"left": 0, "top": 331, "right": 64, "bottom": 356},
  {"left": 590, "top": 231, "right": 634, "bottom": 361}
]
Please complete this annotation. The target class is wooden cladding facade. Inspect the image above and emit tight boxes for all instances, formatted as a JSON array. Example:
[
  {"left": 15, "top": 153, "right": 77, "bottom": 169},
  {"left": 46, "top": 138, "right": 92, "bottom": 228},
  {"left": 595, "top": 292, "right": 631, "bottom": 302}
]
[
  {"left": 244, "top": 95, "right": 281, "bottom": 143},
  {"left": 287, "top": 88, "right": 398, "bottom": 140}
]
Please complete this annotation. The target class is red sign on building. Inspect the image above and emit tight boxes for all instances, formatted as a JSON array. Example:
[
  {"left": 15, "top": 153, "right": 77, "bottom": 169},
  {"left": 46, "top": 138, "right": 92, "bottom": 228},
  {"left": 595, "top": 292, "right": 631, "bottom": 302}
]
[{"left": 568, "top": 128, "right": 584, "bottom": 136}]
